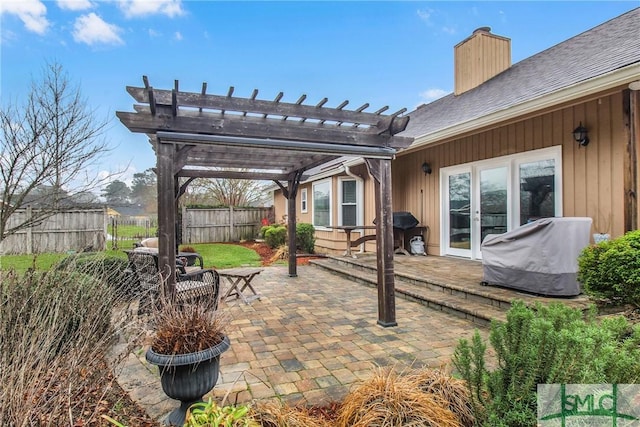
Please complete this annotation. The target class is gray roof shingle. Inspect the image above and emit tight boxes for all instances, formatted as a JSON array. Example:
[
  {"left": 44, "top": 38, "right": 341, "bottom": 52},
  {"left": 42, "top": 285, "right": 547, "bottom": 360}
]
[{"left": 401, "top": 8, "right": 640, "bottom": 140}]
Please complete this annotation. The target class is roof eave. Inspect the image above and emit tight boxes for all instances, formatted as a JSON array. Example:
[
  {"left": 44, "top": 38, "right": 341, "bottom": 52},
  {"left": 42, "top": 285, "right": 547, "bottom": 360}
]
[{"left": 402, "top": 62, "right": 640, "bottom": 155}]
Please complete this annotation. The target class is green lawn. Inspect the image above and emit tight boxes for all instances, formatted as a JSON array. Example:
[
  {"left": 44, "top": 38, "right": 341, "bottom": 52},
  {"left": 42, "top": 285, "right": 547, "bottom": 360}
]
[
  {"left": 108, "top": 224, "right": 156, "bottom": 239},
  {"left": 0, "top": 243, "right": 261, "bottom": 273},
  {"left": 184, "top": 243, "right": 262, "bottom": 269}
]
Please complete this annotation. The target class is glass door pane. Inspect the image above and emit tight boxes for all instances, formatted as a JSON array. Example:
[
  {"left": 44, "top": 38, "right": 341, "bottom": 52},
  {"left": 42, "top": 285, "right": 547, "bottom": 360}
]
[
  {"left": 479, "top": 167, "right": 508, "bottom": 245},
  {"left": 519, "top": 159, "right": 555, "bottom": 225},
  {"left": 448, "top": 172, "right": 471, "bottom": 251}
]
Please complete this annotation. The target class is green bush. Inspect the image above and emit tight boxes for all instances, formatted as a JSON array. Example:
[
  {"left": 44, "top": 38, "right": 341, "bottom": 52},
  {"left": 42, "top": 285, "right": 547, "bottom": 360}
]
[
  {"left": 56, "top": 253, "right": 137, "bottom": 300},
  {"left": 263, "top": 225, "right": 287, "bottom": 248},
  {"left": 296, "top": 223, "right": 316, "bottom": 254},
  {"left": 578, "top": 229, "right": 640, "bottom": 306},
  {"left": 453, "top": 300, "right": 640, "bottom": 426}
]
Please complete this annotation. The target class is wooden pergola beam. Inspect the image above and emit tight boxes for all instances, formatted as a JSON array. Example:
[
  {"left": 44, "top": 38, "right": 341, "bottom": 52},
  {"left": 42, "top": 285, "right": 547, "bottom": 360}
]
[
  {"left": 177, "top": 169, "right": 302, "bottom": 181},
  {"left": 116, "top": 111, "right": 413, "bottom": 149},
  {"left": 126, "top": 86, "right": 406, "bottom": 131}
]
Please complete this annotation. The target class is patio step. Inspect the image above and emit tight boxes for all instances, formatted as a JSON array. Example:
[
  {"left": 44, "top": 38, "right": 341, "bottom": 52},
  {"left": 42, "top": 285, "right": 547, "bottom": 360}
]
[{"left": 310, "top": 257, "right": 507, "bottom": 327}]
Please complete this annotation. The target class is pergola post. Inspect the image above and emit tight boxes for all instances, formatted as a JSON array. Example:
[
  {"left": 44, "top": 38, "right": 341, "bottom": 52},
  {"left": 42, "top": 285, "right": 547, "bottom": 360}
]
[
  {"left": 287, "top": 186, "right": 298, "bottom": 277},
  {"left": 157, "top": 141, "right": 177, "bottom": 298},
  {"left": 366, "top": 158, "right": 397, "bottom": 327}
]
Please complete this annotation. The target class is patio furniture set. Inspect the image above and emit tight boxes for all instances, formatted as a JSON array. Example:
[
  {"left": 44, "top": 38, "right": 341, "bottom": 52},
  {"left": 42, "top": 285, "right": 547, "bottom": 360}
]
[{"left": 125, "top": 238, "right": 262, "bottom": 313}]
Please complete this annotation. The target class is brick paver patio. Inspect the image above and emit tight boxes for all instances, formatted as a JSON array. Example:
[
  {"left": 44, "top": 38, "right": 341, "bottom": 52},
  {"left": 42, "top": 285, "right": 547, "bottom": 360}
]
[{"left": 114, "top": 265, "right": 488, "bottom": 421}]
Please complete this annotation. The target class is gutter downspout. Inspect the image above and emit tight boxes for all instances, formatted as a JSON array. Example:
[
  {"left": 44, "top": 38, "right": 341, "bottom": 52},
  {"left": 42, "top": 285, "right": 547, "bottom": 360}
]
[{"left": 343, "top": 163, "right": 366, "bottom": 255}]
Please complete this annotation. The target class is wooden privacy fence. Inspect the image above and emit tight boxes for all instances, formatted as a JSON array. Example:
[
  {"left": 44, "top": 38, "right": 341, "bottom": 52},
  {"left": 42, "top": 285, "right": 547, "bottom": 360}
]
[
  {"left": 0, "top": 207, "right": 107, "bottom": 255},
  {"left": 182, "top": 206, "right": 274, "bottom": 244}
]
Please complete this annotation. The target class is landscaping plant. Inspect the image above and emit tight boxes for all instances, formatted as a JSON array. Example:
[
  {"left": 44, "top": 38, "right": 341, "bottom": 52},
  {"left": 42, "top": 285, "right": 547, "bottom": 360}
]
[
  {"left": 296, "top": 223, "right": 316, "bottom": 254},
  {"left": 150, "top": 301, "right": 228, "bottom": 355},
  {"left": 336, "top": 367, "right": 462, "bottom": 427},
  {"left": 262, "top": 224, "right": 287, "bottom": 249},
  {"left": 0, "top": 263, "right": 143, "bottom": 425},
  {"left": 250, "top": 400, "right": 331, "bottom": 427},
  {"left": 578, "top": 229, "right": 640, "bottom": 307},
  {"left": 453, "top": 300, "right": 640, "bottom": 426},
  {"left": 56, "top": 252, "right": 138, "bottom": 300},
  {"left": 185, "top": 398, "right": 257, "bottom": 427}
]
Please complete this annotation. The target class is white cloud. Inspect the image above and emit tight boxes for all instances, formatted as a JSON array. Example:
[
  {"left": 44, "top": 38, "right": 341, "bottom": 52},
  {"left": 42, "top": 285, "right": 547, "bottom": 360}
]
[
  {"left": 499, "top": 10, "right": 507, "bottom": 24},
  {"left": 416, "top": 8, "right": 434, "bottom": 25},
  {"left": 72, "top": 13, "right": 124, "bottom": 45},
  {"left": 419, "top": 88, "right": 448, "bottom": 103},
  {"left": 174, "top": 31, "right": 182, "bottom": 41},
  {"left": 442, "top": 26, "right": 456, "bottom": 35},
  {"left": 56, "top": 0, "right": 93, "bottom": 11},
  {"left": 99, "top": 163, "right": 137, "bottom": 186},
  {"left": 117, "top": 0, "right": 185, "bottom": 18},
  {"left": 0, "top": 0, "right": 50, "bottom": 34},
  {"left": 148, "top": 28, "right": 161, "bottom": 37}
]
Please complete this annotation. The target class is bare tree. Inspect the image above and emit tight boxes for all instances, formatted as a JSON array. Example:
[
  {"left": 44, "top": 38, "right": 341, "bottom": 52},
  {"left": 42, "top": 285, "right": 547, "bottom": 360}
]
[
  {"left": 183, "top": 173, "right": 269, "bottom": 207},
  {"left": 0, "top": 61, "right": 111, "bottom": 242}
]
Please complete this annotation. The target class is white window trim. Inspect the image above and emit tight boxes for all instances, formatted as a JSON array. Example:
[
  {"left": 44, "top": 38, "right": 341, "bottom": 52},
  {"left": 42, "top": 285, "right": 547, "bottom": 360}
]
[
  {"left": 300, "top": 188, "right": 308, "bottom": 213},
  {"left": 338, "top": 177, "right": 363, "bottom": 227},
  {"left": 312, "top": 178, "right": 332, "bottom": 230}
]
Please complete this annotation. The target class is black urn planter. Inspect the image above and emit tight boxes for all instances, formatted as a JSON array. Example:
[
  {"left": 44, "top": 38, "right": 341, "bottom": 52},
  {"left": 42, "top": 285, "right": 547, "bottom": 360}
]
[{"left": 146, "top": 335, "right": 231, "bottom": 426}]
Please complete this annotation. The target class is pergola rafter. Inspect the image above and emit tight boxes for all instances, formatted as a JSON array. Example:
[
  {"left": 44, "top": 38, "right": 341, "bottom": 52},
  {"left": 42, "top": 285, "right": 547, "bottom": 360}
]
[{"left": 117, "top": 76, "right": 413, "bottom": 326}]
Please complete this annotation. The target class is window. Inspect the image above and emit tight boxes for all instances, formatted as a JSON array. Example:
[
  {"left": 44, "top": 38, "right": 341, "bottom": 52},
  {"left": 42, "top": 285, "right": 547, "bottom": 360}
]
[
  {"left": 312, "top": 180, "right": 331, "bottom": 228},
  {"left": 340, "top": 179, "right": 357, "bottom": 226},
  {"left": 300, "top": 188, "right": 308, "bottom": 213}
]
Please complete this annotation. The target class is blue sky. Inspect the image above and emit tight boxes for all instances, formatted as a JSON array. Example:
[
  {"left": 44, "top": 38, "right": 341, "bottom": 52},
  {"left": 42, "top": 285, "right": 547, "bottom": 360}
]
[{"left": 1, "top": 1, "right": 636, "bottom": 187}]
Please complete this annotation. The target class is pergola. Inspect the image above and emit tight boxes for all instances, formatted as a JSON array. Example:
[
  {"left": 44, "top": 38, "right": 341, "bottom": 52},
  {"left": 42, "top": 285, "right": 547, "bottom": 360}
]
[{"left": 117, "top": 77, "right": 413, "bottom": 326}]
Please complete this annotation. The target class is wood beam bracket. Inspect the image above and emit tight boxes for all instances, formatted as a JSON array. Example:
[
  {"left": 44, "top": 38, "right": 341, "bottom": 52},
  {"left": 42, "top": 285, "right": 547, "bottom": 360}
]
[
  {"left": 376, "top": 114, "right": 410, "bottom": 136},
  {"left": 177, "top": 177, "right": 196, "bottom": 200}
]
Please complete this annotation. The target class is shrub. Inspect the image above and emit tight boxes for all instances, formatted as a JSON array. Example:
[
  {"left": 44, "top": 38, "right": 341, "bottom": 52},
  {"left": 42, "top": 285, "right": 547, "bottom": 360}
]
[
  {"left": 1, "top": 266, "right": 132, "bottom": 425},
  {"left": 263, "top": 225, "right": 287, "bottom": 248},
  {"left": 56, "top": 252, "right": 137, "bottom": 300},
  {"left": 453, "top": 300, "right": 640, "bottom": 426},
  {"left": 296, "top": 223, "right": 316, "bottom": 253},
  {"left": 578, "top": 229, "right": 640, "bottom": 306}
]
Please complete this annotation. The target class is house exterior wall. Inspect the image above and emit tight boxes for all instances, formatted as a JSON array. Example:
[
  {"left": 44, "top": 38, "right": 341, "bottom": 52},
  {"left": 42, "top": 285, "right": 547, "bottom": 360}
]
[
  {"left": 393, "top": 87, "right": 631, "bottom": 256},
  {"left": 273, "top": 164, "right": 379, "bottom": 255}
]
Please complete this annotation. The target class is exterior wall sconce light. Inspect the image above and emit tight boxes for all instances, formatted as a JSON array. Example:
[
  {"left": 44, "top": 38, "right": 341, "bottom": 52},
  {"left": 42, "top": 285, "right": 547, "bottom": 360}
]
[
  {"left": 573, "top": 122, "right": 589, "bottom": 147},
  {"left": 421, "top": 162, "right": 432, "bottom": 175}
]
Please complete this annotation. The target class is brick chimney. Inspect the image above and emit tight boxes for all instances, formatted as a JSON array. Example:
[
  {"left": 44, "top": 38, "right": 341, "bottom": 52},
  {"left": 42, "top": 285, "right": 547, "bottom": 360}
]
[{"left": 454, "top": 27, "right": 511, "bottom": 96}]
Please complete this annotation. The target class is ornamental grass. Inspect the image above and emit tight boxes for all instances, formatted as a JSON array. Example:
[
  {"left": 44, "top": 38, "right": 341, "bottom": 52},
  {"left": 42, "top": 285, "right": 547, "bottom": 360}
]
[
  {"left": 250, "top": 400, "right": 331, "bottom": 427},
  {"left": 408, "top": 367, "right": 475, "bottom": 427},
  {"left": 150, "top": 301, "right": 227, "bottom": 355},
  {"left": 335, "top": 367, "right": 462, "bottom": 427}
]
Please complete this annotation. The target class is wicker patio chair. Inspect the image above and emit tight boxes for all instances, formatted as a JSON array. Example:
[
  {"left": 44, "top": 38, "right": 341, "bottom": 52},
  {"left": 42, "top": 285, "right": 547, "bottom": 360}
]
[{"left": 126, "top": 251, "right": 220, "bottom": 314}]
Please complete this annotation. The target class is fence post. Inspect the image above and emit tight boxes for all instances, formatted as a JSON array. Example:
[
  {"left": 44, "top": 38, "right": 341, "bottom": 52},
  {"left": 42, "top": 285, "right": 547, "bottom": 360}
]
[
  {"left": 26, "top": 206, "right": 33, "bottom": 254},
  {"left": 229, "top": 206, "right": 234, "bottom": 242}
]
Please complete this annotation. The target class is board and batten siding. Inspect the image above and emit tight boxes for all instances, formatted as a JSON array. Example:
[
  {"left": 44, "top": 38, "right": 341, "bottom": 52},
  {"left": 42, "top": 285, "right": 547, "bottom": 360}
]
[
  {"left": 392, "top": 89, "right": 630, "bottom": 256},
  {"left": 181, "top": 206, "right": 274, "bottom": 244},
  {"left": 0, "top": 207, "right": 107, "bottom": 255}
]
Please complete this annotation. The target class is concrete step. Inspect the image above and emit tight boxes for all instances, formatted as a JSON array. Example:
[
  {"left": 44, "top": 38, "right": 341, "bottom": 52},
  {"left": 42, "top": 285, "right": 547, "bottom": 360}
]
[{"left": 310, "top": 258, "right": 507, "bottom": 327}]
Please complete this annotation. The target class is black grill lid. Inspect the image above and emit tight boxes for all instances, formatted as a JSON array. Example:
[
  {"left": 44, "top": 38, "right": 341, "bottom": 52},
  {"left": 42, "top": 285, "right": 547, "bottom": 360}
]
[
  {"left": 373, "top": 211, "right": 420, "bottom": 230},
  {"left": 392, "top": 211, "right": 419, "bottom": 230}
]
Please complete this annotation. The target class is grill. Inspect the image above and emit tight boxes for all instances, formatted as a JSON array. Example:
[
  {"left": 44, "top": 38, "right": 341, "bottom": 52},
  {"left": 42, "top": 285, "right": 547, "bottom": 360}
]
[
  {"left": 392, "top": 211, "right": 419, "bottom": 230},
  {"left": 374, "top": 212, "right": 424, "bottom": 255}
]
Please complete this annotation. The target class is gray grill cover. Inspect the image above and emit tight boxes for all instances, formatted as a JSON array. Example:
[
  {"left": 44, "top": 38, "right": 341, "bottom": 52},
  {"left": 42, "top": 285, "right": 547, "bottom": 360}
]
[{"left": 481, "top": 217, "right": 592, "bottom": 296}]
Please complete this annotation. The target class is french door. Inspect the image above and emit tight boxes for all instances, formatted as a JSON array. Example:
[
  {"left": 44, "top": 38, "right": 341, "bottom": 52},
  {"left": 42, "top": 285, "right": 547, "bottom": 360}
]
[{"left": 441, "top": 146, "right": 562, "bottom": 259}]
